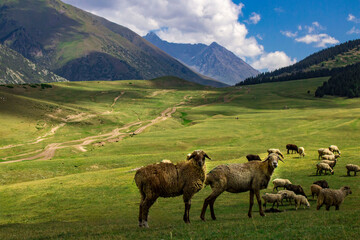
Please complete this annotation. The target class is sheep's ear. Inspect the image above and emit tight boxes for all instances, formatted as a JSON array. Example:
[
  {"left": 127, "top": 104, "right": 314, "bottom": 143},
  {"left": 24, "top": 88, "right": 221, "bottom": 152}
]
[{"left": 204, "top": 153, "right": 211, "bottom": 160}]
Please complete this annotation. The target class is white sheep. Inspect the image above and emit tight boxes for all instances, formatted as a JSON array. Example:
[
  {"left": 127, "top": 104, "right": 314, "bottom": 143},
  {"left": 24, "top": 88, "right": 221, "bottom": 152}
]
[
  {"left": 321, "top": 154, "right": 340, "bottom": 161},
  {"left": 267, "top": 148, "right": 284, "bottom": 159},
  {"left": 277, "top": 190, "right": 296, "bottom": 205},
  {"left": 298, "top": 147, "right": 306, "bottom": 157},
  {"left": 329, "top": 145, "right": 341, "bottom": 155},
  {"left": 293, "top": 195, "right": 310, "bottom": 210},
  {"left": 321, "top": 159, "right": 337, "bottom": 168},
  {"left": 318, "top": 148, "right": 334, "bottom": 159},
  {"left": 316, "top": 163, "right": 334, "bottom": 175},
  {"left": 160, "top": 159, "right": 172, "bottom": 163},
  {"left": 346, "top": 164, "right": 360, "bottom": 176},
  {"left": 272, "top": 178, "right": 292, "bottom": 192},
  {"left": 262, "top": 192, "right": 287, "bottom": 209}
]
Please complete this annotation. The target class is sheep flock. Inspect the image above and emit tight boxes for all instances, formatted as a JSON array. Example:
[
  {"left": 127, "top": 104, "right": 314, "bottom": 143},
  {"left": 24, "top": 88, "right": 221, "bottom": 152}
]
[{"left": 134, "top": 144, "right": 355, "bottom": 227}]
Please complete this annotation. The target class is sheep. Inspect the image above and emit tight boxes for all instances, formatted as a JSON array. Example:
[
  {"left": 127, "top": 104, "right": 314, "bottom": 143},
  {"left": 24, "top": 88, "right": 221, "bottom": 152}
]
[
  {"left": 317, "top": 186, "right": 352, "bottom": 211},
  {"left": 321, "top": 154, "right": 340, "bottom": 161},
  {"left": 298, "top": 147, "right": 306, "bottom": 157},
  {"left": 310, "top": 184, "right": 323, "bottom": 199},
  {"left": 321, "top": 159, "right": 338, "bottom": 169},
  {"left": 284, "top": 184, "right": 307, "bottom": 198},
  {"left": 200, "top": 153, "right": 283, "bottom": 220},
  {"left": 318, "top": 148, "right": 334, "bottom": 159},
  {"left": 246, "top": 154, "right": 261, "bottom": 161},
  {"left": 346, "top": 164, "right": 360, "bottom": 176},
  {"left": 313, "top": 180, "right": 329, "bottom": 189},
  {"left": 262, "top": 192, "right": 287, "bottom": 209},
  {"left": 160, "top": 159, "right": 172, "bottom": 163},
  {"left": 294, "top": 195, "right": 310, "bottom": 210},
  {"left": 272, "top": 178, "right": 292, "bottom": 192},
  {"left": 286, "top": 144, "right": 298, "bottom": 154},
  {"left": 135, "top": 150, "right": 211, "bottom": 227},
  {"left": 316, "top": 163, "right": 334, "bottom": 175},
  {"left": 329, "top": 145, "right": 341, "bottom": 155},
  {"left": 267, "top": 149, "right": 284, "bottom": 159},
  {"left": 277, "top": 190, "right": 296, "bottom": 205}
]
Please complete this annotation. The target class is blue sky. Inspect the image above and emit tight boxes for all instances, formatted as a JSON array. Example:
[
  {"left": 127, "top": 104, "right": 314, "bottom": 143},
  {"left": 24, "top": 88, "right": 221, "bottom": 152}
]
[{"left": 63, "top": 0, "right": 360, "bottom": 72}]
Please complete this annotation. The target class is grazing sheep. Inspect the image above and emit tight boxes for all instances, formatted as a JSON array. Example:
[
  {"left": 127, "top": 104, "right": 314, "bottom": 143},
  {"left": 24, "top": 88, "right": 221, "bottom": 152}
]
[
  {"left": 298, "top": 147, "right": 306, "bottom": 157},
  {"left": 313, "top": 180, "right": 329, "bottom": 189},
  {"left": 321, "top": 154, "right": 340, "bottom": 161},
  {"left": 329, "top": 145, "right": 341, "bottom": 155},
  {"left": 346, "top": 164, "right": 360, "bottom": 176},
  {"left": 267, "top": 149, "right": 284, "bottom": 159},
  {"left": 284, "top": 184, "right": 307, "bottom": 198},
  {"left": 317, "top": 186, "right": 352, "bottom": 211},
  {"left": 318, "top": 148, "right": 334, "bottom": 159},
  {"left": 286, "top": 144, "right": 298, "bottom": 154},
  {"left": 310, "top": 184, "right": 323, "bottom": 199},
  {"left": 135, "top": 150, "right": 211, "bottom": 227},
  {"left": 200, "top": 153, "right": 283, "bottom": 220},
  {"left": 272, "top": 178, "right": 292, "bottom": 192},
  {"left": 321, "top": 159, "right": 337, "bottom": 169},
  {"left": 278, "top": 190, "right": 296, "bottom": 205},
  {"left": 316, "top": 163, "right": 334, "bottom": 175},
  {"left": 246, "top": 154, "right": 261, "bottom": 161},
  {"left": 262, "top": 192, "right": 287, "bottom": 209},
  {"left": 294, "top": 195, "right": 310, "bottom": 210}
]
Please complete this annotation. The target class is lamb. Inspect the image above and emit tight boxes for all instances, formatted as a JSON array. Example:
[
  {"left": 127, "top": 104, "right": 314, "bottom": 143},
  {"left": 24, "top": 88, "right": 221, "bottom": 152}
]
[
  {"left": 313, "top": 180, "right": 329, "bottom": 188},
  {"left": 310, "top": 184, "right": 323, "bottom": 199},
  {"left": 321, "top": 154, "right": 340, "bottom": 161},
  {"left": 293, "top": 195, "right": 310, "bottom": 210},
  {"left": 316, "top": 163, "right": 334, "bottom": 175},
  {"left": 317, "top": 186, "right": 352, "bottom": 211},
  {"left": 286, "top": 144, "right": 298, "bottom": 154},
  {"left": 262, "top": 192, "right": 287, "bottom": 209},
  {"left": 267, "top": 149, "right": 284, "bottom": 159},
  {"left": 298, "top": 147, "right": 306, "bottom": 157},
  {"left": 284, "top": 184, "right": 307, "bottom": 198},
  {"left": 318, "top": 148, "right": 334, "bottom": 159},
  {"left": 135, "top": 150, "right": 211, "bottom": 227},
  {"left": 346, "top": 164, "right": 360, "bottom": 176},
  {"left": 277, "top": 190, "right": 296, "bottom": 205},
  {"left": 272, "top": 178, "right": 292, "bottom": 192},
  {"left": 329, "top": 145, "right": 341, "bottom": 155},
  {"left": 200, "top": 153, "right": 283, "bottom": 220},
  {"left": 321, "top": 159, "right": 337, "bottom": 169},
  {"left": 246, "top": 154, "right": 261, "bottom": 161}
]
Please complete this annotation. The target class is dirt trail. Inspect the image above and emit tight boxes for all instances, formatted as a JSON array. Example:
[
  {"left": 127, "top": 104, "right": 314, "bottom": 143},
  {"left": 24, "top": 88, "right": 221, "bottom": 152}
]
[{"left": 1, "top": 104, "right": 178, "bottom": 163}]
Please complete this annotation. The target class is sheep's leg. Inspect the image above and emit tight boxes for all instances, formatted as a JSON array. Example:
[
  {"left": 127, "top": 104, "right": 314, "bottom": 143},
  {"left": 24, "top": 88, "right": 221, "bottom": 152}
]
[
  {"left": 255, "top": 191, "right": 265, "bottom": 217},
  {"left": 200, "top": 190, "right": 223, "bottom": 221},
  {"left": 248, "top": 190, "right": 254, "bottom": 218},
  {"left": 141, "top": 195, "right": 158, "bottom": 228},
  {"left": 325, "top": 205, "right": 330, "bottom": 211},
  {"left": 138, "top": 194, "right": 145, "bottom": 227},
  {"left": 335, "top": 205, "right": 340, "bottom": 210},
  {"left": 183, "top": 192, "right": 194, "bottom": 224}
]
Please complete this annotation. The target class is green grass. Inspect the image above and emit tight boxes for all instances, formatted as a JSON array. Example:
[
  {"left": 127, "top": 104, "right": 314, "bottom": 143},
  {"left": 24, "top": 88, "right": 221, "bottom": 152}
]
[{"left": 0, "top": 77, "right": 360, "bottom": 239}]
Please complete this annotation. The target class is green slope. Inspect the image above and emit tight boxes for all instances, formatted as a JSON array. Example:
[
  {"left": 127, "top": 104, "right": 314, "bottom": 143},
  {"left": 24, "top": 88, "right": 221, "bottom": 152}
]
[
  {"left": 0, "top": 77, "right": 359, "bottom": 239},
  {"left": 0, "top": 44, "right": 67, "bottom": 84},
  {"left": 0, "top": 0, "right": 225, "bottom": 87}
]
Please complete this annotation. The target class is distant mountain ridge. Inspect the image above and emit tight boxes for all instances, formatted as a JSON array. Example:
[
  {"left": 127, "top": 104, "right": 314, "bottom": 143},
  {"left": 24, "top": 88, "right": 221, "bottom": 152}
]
[
  {"left": 144, "top": 32, "right": 259, "bottom": 85},
  {"left": 0, "top": 44, "right": 67, "bottom": 84},
  {"left": 0, "top": 0, "right": 225, "bottom": 87}
]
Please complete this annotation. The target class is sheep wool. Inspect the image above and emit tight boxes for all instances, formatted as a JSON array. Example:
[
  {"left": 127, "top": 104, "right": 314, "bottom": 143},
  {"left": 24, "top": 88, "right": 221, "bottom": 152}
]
[
  {"left": 310, "top": 184, "right": 322, "bottom": 199},
  {"left": 346, "top": 164, "right": 360, "bottom": 176},
  {"left": 317, "top": 186, "right": 352, "bottom": 211},
  {"left": 272, "top": 178, "right": 292, "bottom": 192},
  {"left": 316, "top": 162, "right": 334, "bottom": 175},
  {"left": 294, "top": 195, "right": 310, "bottom": 210}
]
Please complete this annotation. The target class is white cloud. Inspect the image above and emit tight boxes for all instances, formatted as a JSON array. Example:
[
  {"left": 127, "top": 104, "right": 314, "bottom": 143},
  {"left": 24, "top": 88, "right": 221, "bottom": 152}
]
[
  {"left": 281, "top": 30, "right": 297, "bottom": 38},
  {"left": 347, "top": 26, "right": 360, "bottom": 35},
  {"left": 251, "top": 51, "right": 297, "bottom": 72},
  {"left": 347, "top": 14, "right": 360, "bottom": 23},
  {"left": 247, "top": 12, "right": 261, "bottom": 24},
  {"left": 295, "top": 33, "right": 339, "bottom": 47}
]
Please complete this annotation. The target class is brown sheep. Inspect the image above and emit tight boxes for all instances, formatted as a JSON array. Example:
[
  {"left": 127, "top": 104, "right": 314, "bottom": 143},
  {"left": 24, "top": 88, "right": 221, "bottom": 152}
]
[
  {"left": 286, "top": 144, "right": 298, "bottom": 154},
  {"left": 313, "top": 180, "right": 329, "bottom": 188},
  {"left": 135, "top": 150, "right": 211, "bottom": 227},
  {"left": 200, "top": 153, "right": 283, "bottom": 220},
  {"left": 317, "top": 186, "right": 352, "bottom": 211},
  {"left": 246, "top": 154, "right": 261, "bottom": 161},
  {"left": 310, "top": 184, "right": 322, "bottom": 199}
]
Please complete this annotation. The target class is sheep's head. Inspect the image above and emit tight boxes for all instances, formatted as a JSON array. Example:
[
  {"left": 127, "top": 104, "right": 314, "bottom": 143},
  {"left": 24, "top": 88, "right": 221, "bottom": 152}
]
[
  {"left": 334, "top": 154, "right": 341, "bottom": 159},
  {"left": 265, "top": 153, "right": 283, "bottom": 169},
  {"left": 341, "top": 186, "right": 352, "bottom": 195},
  {"left": 187, "top": 150, "right": 211, "bottom": 167}
]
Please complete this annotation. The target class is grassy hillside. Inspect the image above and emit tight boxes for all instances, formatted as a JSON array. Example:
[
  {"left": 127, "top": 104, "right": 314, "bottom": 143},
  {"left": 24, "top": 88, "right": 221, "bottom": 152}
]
[
  {"left": 0, "top": 77, "right": 360, "bottom": 239},
  {"left": 0, "top": 0, "right": 224, "bottom": 86}
]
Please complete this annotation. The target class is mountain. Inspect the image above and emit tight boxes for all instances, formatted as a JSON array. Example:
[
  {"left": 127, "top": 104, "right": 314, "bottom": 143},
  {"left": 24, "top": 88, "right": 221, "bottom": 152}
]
[
  {"left": 239, "top": 39, "right": 360, "bottom": 85},
  {"left": 0, "top": 44, "right": 67, "bottom": 84},
  {"left": 143, "top": 32, "right": 259, "bottom": 85},
  {"left": 0, "top": 0, "right": 225, "bottom": 87}
]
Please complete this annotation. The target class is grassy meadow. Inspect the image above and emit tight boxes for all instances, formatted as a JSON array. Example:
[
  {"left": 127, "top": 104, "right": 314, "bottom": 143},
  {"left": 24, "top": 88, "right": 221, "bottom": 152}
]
[{"left": 0, "top": 77, "right": 359, "bottom": 239}]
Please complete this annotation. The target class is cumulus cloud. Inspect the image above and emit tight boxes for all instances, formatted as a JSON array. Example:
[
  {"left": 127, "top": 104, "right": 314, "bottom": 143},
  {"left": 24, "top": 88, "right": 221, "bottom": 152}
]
[
  {"left": 347, "top": 26, "right": 360, "bottom": 35},
  {"left": 281, "top": 30, "right": 297, "bottom": 38},
  {"left": 295, "top": 33, "right": 339, "bottom": 47},
  {"left": 246, "top": 12, "right": 261, "bottom": 24},
  {"left": 250, "top": 51, "right": 297, "bottom": 72}
]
